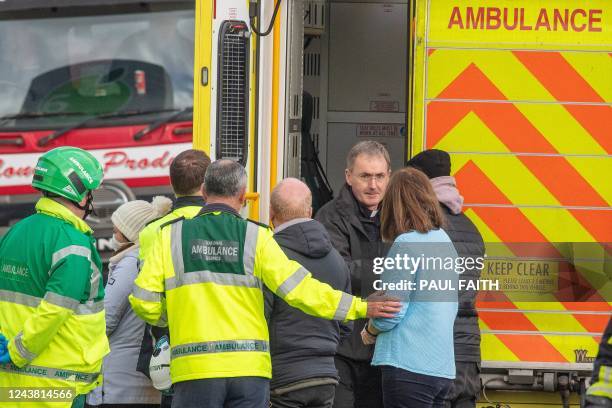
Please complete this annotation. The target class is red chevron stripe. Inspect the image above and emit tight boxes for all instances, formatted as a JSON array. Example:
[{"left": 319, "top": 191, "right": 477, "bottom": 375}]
[
  {"left": 519, "top": 156, "right": 607, "bottom": 208},
  {"left": 428, "top": 64, "right": 609, "bottom": 224},
  {"left": 456, "top": 161, "right": 548, "bottom": 243},
  {"left": 457, "top": 162, "right": 606, "bottom": 300},
  {"left": 569, "top": 210, "right": 612, "bottom": 242},
  {"left": 513, "top": 51, "right": 612, "bottom": 153},
  {"left": 494, "top": 334, "right": 568, "bottom": 362}
]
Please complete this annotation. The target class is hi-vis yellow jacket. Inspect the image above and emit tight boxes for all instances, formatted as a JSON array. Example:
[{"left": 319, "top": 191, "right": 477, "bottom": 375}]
[
  {"left": 138, "top": 196, "right": 206, "bottom": 266},
  {"left": 129, "top": 204, "right": 368, "bottom": 383},
  {"left": 0, "top": 198, "right": 109, "bottom": 406}
]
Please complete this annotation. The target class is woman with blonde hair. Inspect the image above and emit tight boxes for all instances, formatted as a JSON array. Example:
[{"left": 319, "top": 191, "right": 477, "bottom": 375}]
[{"left": 361, "top": 167, "right": 459, "bottom": 408}]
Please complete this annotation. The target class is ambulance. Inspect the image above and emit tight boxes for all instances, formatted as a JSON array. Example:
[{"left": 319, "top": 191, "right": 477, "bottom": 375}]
[{"left": 190, "top": 0, "right": 611, "bottom": 406}]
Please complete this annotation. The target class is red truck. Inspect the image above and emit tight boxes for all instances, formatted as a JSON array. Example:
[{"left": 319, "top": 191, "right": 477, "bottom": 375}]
[{"left": 0, "top": 0, "right": 195, "bottom": 257}]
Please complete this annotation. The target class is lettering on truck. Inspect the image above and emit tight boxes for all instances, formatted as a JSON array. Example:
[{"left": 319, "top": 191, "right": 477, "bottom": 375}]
[{"left": 448, "top": 7, "right": 603, "bottom": 32}]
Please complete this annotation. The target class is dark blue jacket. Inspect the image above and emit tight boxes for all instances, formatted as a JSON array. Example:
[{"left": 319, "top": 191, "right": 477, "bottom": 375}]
[{"left": 265, "top": 219, "right": 352, "bottom": 390}]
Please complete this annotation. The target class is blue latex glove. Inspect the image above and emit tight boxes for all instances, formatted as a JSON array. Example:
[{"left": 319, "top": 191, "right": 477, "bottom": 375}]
[
  {"left": 0, "top": 334, "right": 7, "bottom": 354},
  {"left": 0, "top": 348, "right": 12, "bottom": 364}
]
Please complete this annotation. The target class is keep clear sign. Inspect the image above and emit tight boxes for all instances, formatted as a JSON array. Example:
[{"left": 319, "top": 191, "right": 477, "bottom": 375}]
[{"left": 483, "top": 258, "right": 558, "bottom": 293}]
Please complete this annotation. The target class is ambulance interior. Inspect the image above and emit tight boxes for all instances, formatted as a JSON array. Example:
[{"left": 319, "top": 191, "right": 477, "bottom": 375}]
[{"left": 284, "top": 0, "right": 410, "bottom": 200}]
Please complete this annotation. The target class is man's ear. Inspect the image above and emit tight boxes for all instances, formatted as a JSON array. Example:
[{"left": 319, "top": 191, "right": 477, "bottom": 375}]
[
  {"left": 308, "top": 207, "right": 313, "bottom": 218},
  {"left": 200, "top": 184, "right": 207, "bottom": 199},
  {"left": 239, "top": 187, "right": 247, "bottom": 206},
  {"left": 269, "top": 206, "right": 276, "bottom": 222},
  {"left": 345, "top": 168, "right": 352, "bottom": 186}
]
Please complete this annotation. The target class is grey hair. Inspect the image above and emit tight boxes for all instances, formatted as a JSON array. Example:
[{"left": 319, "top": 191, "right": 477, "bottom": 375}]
[
  {"left": 204, "top": 160, "right": 247, "bottom": 197},
  {"left": 270, "top": 178, "right": 312, "bottom": 221},
  {"left": 346, "top": 140, "right": 391, "bottom": 171}
]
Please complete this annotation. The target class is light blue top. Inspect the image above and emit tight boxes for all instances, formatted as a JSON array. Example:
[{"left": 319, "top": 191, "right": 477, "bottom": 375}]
[{"left": 371, "top": 229, "right": 458, "bottom": 379}]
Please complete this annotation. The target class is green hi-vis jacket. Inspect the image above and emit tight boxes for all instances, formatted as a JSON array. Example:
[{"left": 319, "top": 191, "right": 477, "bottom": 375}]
[
  {"left": 129, "top": 204, "right": 368, "bottom": 383},
  {"left": 0, "top": 198, "right": 108, "bottom": 404}
]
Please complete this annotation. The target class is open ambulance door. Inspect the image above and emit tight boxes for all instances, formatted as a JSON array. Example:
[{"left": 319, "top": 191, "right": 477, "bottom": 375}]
[
  {"left": 264, "top": 0, "right": 411, "bottom": 222},
  {"left": 193, "top": 0, "right": 260, "bottom": 219}
]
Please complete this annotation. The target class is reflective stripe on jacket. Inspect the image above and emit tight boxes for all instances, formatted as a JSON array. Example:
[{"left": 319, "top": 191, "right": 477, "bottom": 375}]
[
  {"left": 0, "top": 197, "right": 108, "bottom": 400},
  {"left": 129, "top": 204, "right": 368, "bottom": 383}
]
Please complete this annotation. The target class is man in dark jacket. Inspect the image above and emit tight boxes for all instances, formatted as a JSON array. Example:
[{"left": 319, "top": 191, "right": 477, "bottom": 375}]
[
  {"left": 265, "top": 178, "right": 352, "bottom": 408},
  {"left": 407, "top": 149, "right": 486, "bottom": 408},
  {"left": 315, "top": 141, "right": 391, "bottom": 408}
]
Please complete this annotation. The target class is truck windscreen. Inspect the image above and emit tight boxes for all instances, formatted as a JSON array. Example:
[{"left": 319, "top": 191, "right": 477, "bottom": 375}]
[{"left": 0, "top": 7, "right": 194, "bottom": 129}]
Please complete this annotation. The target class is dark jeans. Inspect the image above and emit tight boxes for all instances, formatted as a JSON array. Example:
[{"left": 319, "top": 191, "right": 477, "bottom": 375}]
[
  {"left": 332, "top": 355, "right": 383, "bottom": 408},
  {"left": 381, "top": 365, "right": 453, "bottom": 408},
  {"left": 171, "top": 377, "right": 269, "bottom": 408},
  {"left": 99, "top": 405, "right": 158, "bottom": 408},
  {"left": 85, "top": 404, "right": 157, "bottom": 408},
  {"left": 446, "top": 362, "right": 481, "bottom": 408},
  {"left": 271, "top": 384, "right": 336, "bottom": 408},
  {"left": 161, "top": 394, "right": 172, "bottom": 408}
]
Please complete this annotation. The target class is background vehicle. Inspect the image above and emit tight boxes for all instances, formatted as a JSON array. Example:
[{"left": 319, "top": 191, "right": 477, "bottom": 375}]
[
  {"left": 192, "top": 0, "right": 611, "bottom": 406},
  {"left": 0, "top": 0, "right": 195, "bottom": 258}
]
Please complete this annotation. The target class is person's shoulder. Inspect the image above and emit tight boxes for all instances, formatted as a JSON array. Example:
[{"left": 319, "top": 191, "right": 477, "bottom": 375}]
[
  {"left": 143, "top": 211, "right": 180, "bottom": 233},
  {"left": 247, "top": 218, "right": 271, "bottom": 230},
  {"left": 395, "top": 229, "right": 452, "bottom": 243},
  {"left": 54, "top": 219, "right": 90, "bottom": 244}
]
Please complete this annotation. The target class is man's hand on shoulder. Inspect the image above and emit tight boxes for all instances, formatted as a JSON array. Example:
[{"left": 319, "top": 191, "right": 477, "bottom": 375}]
[{"left": 365, "top": 290, "right": 401, "bottom": 318}]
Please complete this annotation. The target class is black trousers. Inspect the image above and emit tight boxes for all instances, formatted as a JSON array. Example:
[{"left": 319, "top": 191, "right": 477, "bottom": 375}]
[
  {"left": 381, "top": 365, "right": 452, "bottom": 408},
  {"left": 171, "top": 377, "right": 269, "bottom": 408},
  {"left": 332, "top": 355, "right": 383, "bottom": 408},
  {"left": 271, "top": 384, "right": 336, "bottom": 408},
  {"left": 85, "top": 405, "right": 158, "bottom": 408},
  {"left": 446, "top": 362, "right": 481, "bottom": 408}
]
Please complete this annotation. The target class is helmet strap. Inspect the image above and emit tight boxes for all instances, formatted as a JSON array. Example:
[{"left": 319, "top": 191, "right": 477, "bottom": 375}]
[{"left": 73, "top": 191, "right": 96, "bottom": 220}]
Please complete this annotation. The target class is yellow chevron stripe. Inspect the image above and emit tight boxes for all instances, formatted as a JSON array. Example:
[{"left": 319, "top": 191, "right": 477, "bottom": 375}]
[
  {"left": 436, "top": 114, "right": 597, "bottom": 241},
  {"left": 514, "top": 104, "right": 607, "bottom": 156},
  {"left": 479, "top": 320, "right": 520, "bottom": 362},
  {"left": 561, "top": 52, "right": 612, "bottom": 103},
  {"left": 543, "top": 335, "right": 600, "bottom": 364},
  {"left": 565, "top": 157, "right": 612, "bottom": 205},
  {"left": 438, "top": 118, "right": 554, "bottom": 206},
  {"left": 463, "top": 208, "right": 502, "bottom": 243},
  {"left": 426, "top": 51, "right": 475, "bottom": 100},
  {"left": 520, "top": 208, "right": 595, "bottom": 242},
  {"left": 436, "top": 111, "right": 511, "bottom": 154},
  {"left": 428, "top": 50, "right": 609, "bottom": 157}
]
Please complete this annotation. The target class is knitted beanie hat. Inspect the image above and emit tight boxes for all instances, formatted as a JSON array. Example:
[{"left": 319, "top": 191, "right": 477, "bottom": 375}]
[
  {"left": 111, "top": 196, "right": 173, "bottom": 242},
  {"left": 406, "top": 149, "right": 451, "bottom": 179}
]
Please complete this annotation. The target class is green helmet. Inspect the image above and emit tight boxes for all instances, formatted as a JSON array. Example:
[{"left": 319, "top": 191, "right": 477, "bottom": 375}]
[{"left": 32, "top": 147, "right": 104, "bottom": 203}]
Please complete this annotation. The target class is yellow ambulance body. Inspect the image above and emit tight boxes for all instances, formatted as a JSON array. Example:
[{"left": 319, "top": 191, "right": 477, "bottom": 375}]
[{"left": 192, "top": 0, "right": 611, "bottom": 404}]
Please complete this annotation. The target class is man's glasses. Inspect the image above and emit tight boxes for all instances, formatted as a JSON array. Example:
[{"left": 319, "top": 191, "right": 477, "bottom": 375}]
[{"left": 356, "top": 173, "right": 388, "bottom": 183}]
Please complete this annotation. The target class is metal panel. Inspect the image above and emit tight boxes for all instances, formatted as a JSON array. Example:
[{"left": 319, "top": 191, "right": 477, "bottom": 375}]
[
  {"left": 328, "top": 2, "right": 407, "bottom": 112},
  {"left": 283, "top": 0, "right": 305, "bottom": 178}
]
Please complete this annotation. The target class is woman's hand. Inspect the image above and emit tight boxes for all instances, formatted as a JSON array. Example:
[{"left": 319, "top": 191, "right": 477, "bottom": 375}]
[{"left": 361, "top": 321, "right": 379, "bottom": 345}]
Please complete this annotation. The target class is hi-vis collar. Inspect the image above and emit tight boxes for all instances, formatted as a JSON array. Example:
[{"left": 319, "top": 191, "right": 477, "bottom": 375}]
[{"left": 35, "top": 197, "right": 92, "bottom": 234}]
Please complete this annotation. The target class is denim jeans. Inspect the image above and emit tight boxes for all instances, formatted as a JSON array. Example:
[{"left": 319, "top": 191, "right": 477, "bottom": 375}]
[
  {"left": 381, "top": 365, "right": 453, "bottom": 408},
  {"left": 171, "top": 377, "right": 269, "bottom": 408}
]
